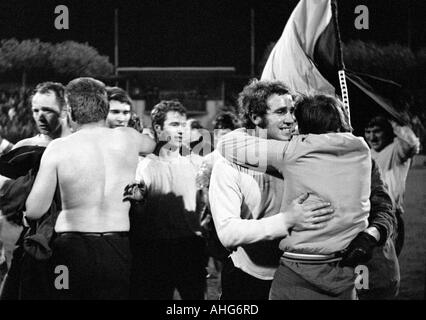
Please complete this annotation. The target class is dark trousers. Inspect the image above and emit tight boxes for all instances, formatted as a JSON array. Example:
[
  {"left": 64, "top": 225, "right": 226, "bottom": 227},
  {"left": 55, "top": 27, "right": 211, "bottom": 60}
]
[
  {"left": 394, "top": 209, "right": 405, "bottom": 256},
  {"left": 130, "top": 236, "right": 207, "bottom": 300},
  {"left": 49, "top": 233, "right": 131, "bottom": 300},
  {"left": 269, "top": 262, "right": 356, "bottom": 300},
  {"left": 0, "top": 229, "right": 51, "bottom": 300},
  {"left": 220, "top": 257, "right": 272, "bottom": 300}
]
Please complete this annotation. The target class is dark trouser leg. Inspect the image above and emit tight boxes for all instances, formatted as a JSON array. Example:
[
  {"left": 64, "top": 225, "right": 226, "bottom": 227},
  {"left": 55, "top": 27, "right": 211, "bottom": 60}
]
[
  {"left": 394, "top": 210, "right": 405, "bottom": 257},
  {"left": 220, "top": 257, "right": 272, "bottom": 300},
  {"left": 269, "top": 263, "right": 356, "bottom": 300},
  {"left": 130, "top": 239, "right": 175, "bottom": 300},
  {"left": 174, "top": 236, "right": 207, "bottom": 300},
  {"left": 50, "top": 234, "right": 131, "bottom": 300}
]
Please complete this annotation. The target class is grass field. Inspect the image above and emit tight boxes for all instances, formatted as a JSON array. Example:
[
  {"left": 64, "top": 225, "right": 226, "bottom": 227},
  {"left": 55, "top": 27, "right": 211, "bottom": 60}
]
[
  {"left": 206, "top": 155, "right": 426, "bottom": 300},
  {"left": 396, "top": 157, "right": 426, "bottom": 300}
]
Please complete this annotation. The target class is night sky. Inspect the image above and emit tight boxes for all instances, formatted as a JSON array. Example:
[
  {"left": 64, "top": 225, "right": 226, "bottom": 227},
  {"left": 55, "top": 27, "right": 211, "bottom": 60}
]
[{"left": 1, "top": 0, "right": 425, "bottom": 75}]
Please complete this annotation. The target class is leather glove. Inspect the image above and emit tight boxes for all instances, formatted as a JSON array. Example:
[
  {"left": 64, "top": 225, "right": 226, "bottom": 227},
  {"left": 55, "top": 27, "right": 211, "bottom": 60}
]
[{"left": 339, "top": 232, "right": 378, "bottom": 268}]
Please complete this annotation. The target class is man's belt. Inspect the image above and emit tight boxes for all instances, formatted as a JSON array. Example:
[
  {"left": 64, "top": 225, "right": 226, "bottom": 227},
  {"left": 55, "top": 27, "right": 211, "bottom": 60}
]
[
  {"left": 56, "top": 232, "right": 128, "bottom": 238},
  {"left": 281, "top": 251, "right": 343, "bottom": 264}
]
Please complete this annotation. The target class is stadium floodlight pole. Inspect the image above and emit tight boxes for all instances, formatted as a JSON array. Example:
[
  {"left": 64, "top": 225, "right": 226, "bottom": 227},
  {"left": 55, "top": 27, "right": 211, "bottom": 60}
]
[
  {"left": 114, "top": 8, "right": 119, "bottom": 82},
  {"left": 331, "top": 0, "right": 351, "bottom": 125}
]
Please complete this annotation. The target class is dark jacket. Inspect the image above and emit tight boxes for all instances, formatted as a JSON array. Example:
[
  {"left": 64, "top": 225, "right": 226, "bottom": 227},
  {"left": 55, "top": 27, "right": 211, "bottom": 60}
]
[{"left": 0, "top": 146, "right": 61, "bottom": 300}]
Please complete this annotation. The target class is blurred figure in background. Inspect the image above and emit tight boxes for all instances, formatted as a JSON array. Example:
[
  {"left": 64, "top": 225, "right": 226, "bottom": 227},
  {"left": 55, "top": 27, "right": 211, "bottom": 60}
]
[
  {"left": 196, "top": 111, "right": 241, "bottom": 282},
  {"left": 364, "top": 115, "right": 420, "bottom": 256},
  {"left": 184, "top": 118, "right": 212, "bottom": 158}
]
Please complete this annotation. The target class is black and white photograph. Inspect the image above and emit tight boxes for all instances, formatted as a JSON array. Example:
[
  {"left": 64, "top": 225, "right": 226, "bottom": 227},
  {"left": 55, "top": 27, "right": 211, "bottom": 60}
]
[{"left": 0, "top": 0, "right": 425, "bottom": 306}]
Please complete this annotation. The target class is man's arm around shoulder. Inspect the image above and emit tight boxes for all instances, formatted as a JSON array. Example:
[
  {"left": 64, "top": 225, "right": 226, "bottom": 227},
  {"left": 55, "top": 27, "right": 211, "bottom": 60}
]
[{"left": 120, "top": 127, "right": 156, "bottom": 155}]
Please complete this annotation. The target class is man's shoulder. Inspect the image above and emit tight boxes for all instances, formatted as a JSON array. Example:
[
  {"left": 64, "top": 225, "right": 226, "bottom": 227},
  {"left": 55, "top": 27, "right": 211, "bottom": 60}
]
[
  {"left": 136, "top": 154, "right": 157, "bottom": 171},
  {"left": 13, "top": 135, "right": 44, "bottom": 149},
  {"left": 212, "top": 157, "right": 240, "bottom": 178}
]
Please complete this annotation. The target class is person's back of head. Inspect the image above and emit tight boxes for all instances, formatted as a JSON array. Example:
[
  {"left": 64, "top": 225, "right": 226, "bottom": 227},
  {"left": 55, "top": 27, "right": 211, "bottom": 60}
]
[
  {"left": 213, "top": 111, "right": 241, "bottom": 131},
  {"left": 65, "top": 77, "right": 108, "bottom": 124},
  {"left": 294, "top": 94, "right": 352, "bottom": 135}
]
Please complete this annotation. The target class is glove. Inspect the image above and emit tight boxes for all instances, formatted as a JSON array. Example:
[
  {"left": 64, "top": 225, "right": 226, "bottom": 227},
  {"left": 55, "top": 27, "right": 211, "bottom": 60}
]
[
  {"left": 123, "top": 181, "right": 147, "bottom": 204},
  {"left": 339, "top": 232, "right": 378, "bottom": 268}
]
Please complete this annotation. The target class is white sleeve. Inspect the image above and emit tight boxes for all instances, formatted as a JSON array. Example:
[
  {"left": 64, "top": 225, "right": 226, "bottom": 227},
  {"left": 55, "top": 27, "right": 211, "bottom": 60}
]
[
  {"left": 209, "top": 160, "right": 289, "bottom": 249},
  {"left": 217, "top": 129, "right": 288, "bottom": 173},
  {"left": 135, "top": 157, "right": 151, "bottom": 186},
  {"left": 392, "top": 124, "right": 420, "bottom": 163}
]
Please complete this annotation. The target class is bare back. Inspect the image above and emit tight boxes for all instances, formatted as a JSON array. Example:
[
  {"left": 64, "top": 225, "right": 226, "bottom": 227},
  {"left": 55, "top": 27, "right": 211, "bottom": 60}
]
[{"left": 54, "top": 127, "right": 144, "bottom": 232}]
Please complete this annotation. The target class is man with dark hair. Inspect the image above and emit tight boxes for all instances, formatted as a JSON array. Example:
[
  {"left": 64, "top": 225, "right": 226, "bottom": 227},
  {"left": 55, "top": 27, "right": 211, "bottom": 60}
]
[
  {"left": 208, "top": 80, "right": 335, "bottom": 300},
  {"left": 13, "top": 82, "right": 71, "bottom": 148},
  {"left": 218, "top": 88, "right": 395, "bottom": 300},
  {"left": 365, "top": 115, "right": 420, "bottom": 256},
  {"left": 24, "top": 77, "right": 155, "bottom": 299},
  {"left": 106, "top": 86, "right": 132, "bottom": 129},
  {"left": 129, "top": 100, "right": 207, "bottom": 300},
  {"left": 294, "top": 94, "right": 352, "bottom": 134}
]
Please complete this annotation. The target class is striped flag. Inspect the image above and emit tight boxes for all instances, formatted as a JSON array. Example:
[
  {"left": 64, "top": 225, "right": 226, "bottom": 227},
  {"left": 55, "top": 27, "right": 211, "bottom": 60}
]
[
  {"left": 261, "top": 0, "right": 340, "bottom": 96},
  {"left": 260, "top": 0, "right": 409, "bottom": 131}
]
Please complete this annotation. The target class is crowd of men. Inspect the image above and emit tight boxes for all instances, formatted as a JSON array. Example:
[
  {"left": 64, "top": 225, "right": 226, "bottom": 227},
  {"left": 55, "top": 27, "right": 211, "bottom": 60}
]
[{"left": 0, "top": 76, "right": 420, "bottom": 300}]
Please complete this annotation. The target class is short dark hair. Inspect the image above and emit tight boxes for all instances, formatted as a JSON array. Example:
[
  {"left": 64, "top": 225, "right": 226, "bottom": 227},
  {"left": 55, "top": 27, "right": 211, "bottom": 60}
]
[
  {"left": 31, "top": 82, "right": 66, "bottom": 111},
  {"left": 365, "top": 115, "right": 395, "bottom": 139},
  {"left": 213, "top": 111, "right": 241, "bottom": 130},
  {"left": 188, "top": 119, "right": 204, "bottom": 130},
  {"left": 151, "top": 100, "right": 187, "bottom": 129},
  {"left": 294, "top": 94, "right": 352, "bottom": 134},
  {"left": 106, "top": 86, "right": 132, "bottom": 110},
  {"left": 65, "top": 77, "right": 108, "bottom": 124},
  {"left": 238, "top": 79, "right": 293, "bottom": 129}
]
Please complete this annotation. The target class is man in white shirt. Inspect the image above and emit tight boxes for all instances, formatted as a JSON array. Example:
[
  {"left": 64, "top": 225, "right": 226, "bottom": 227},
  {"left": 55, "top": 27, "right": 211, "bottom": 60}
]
[
  {"left": 130, "top": 100, "right": 207, "bottom": 300},
  {"left": 364, "top": 115, "right": 420, "bottom": 255},
  {"left": 209, "top": 80, "right": 335, "bottom": 299}
]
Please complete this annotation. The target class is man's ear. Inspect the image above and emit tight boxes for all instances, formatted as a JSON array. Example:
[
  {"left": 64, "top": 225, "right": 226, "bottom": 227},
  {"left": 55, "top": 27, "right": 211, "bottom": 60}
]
[
  {"left": 153, "top": 124, "right": 162, "bottom": 139},
  {"left": 249, "top": 114, "right": 263, "bottom": 126}
]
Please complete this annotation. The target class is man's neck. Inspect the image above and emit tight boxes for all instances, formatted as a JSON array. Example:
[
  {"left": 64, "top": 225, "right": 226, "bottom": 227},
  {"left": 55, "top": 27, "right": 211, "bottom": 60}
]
[
  {"left": 75, "top": 120, "right": 106, "bottom": 131},
  {"left": 158, "top": 143, "right": 181, "bottom": 160},
  {"left": 37, "top": 134, "right": 53, "bottom": 145}
]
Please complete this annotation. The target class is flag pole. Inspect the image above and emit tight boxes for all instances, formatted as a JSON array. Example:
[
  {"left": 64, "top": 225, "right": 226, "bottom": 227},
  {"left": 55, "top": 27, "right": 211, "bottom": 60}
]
[
  {"left": 250, "top": 7, "right": 255, "bottom": 78},
  {"left": 114, "top": 8, "right": 119, "bottom": 85},
  {"left": 331, "top": 0, "right": 351, "bottom": 125}
]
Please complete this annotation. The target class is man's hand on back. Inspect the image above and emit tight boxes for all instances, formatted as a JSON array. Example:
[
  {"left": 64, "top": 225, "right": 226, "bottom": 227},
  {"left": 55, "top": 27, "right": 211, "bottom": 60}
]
[{"left": 286, "top": 193, "right": 335, "bottom": 231}]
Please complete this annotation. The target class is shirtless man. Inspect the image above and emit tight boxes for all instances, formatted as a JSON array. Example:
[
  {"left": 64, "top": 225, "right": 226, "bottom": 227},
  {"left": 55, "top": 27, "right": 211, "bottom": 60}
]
[{"left": 25, "top": 77, "right": 155, "bottom": 299}]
